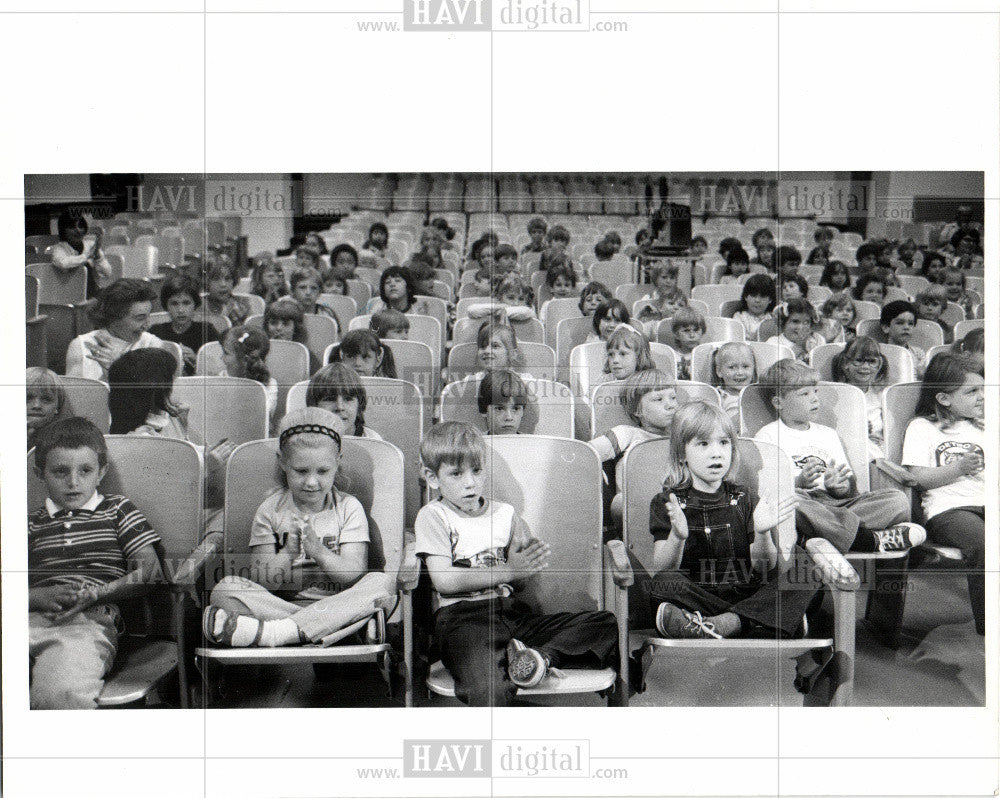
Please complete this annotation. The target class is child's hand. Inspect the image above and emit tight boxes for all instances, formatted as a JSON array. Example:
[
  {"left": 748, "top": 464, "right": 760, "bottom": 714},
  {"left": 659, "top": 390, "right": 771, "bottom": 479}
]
[
  {"left": 956, "top": 451, "right": 985, "bottom": 476},
  {"left": 29, "top": 584, "right": 82, "bottom": 613},
  {"left": 506, "top": 538, "right": 550, "bottom": 579},
  {"left": 47, "top": 585, "right": 101, "bottom": 623},
  {"left": 796, "top": 462, "right": 825, "bottom": 491},
  {"left": 299, "top": 516, "right": 323, "bottom": 561},
  {"left": 823, "top": 463, "right": 852, "bottom": 494},
  {"left": 664, "top": 493, "right": 689, "bottom": 540}
]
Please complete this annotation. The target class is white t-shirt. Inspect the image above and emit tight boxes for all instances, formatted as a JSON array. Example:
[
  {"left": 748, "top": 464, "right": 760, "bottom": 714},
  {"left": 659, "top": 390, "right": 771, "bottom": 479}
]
[
  {"left": 414, "top": 497, "right": 522, "bottom": 608},
  {"left": 755, "top": 419, "right": 852, "bottom": 496},
  {"left": 901, "top": 417, "right": 985, "bottom": 520}
]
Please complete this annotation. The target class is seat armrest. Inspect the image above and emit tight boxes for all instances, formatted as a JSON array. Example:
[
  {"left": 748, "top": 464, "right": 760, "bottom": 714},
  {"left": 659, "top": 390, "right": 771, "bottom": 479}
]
[
  {"left": 805, "top": 538, "right": 861, "bottom": 592},
  {"left": 396, "top": 542, "right": 420, "bottom": 592},
  {"left": 603, "top": 540, "right": 633, "bottom": 588},
  {"left": 873, "top": 458, "right": 917, "bottom": 488},
  {"left": 169, "top": 531, "right": 223, "bottom": 588}
]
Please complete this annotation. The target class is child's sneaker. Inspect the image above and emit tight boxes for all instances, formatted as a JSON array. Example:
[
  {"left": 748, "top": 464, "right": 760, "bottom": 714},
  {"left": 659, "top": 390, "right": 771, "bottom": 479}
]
[
  {"left": 506, "top": 639, "right": 552, "bottom": 688},
  {"left": 873, "top": 523, "right": 926, "bottom": 552},
  {"left": 655, "top": 602, "right": 722, "bottom": 639}
]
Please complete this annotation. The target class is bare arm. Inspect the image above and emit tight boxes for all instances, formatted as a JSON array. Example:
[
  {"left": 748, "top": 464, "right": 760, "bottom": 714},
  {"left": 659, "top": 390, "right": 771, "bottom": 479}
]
[
  {"left": 46, "top": 545, "right": 162, "bottom": 623},
  {"left": 423, "top": 540, "right": 550, "bottom": 597},
  {"left": 907, "top": 452, "right": 983, "bottom": 490}
]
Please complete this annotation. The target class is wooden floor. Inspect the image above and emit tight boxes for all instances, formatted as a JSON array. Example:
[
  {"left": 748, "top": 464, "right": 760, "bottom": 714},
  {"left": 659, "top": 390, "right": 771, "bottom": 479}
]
[{"left": 179, "top": 569, "right": 983, "bottom": 710}]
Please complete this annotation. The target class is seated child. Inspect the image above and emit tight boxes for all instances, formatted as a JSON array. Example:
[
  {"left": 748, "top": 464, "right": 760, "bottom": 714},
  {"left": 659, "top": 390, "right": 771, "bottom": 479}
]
[
  {"left": 331, "top": 329, "right": 397, "bottom": 379},
  {"left": 732, "top": 274, "right": 777, "bottom": 340},
  {"left": 920, "top": 251, "right": 948, "bottom": 284},
  {"left": 941, "top": 267, "right": 976, "bottom": 317},
  {"left": 415, "top": 421, "right": 619, "bottom": 705},
  {"left": 370, "top": 308, "right": 410, "bottom": 340},
  {"left": 407, "top": 259, "right": 438, "bottom": 299},
  {"left": 670, "top": 307, "right": 706, "bottom": 381},
  {"left": 544, "top": 260, "right": 578, "bottom": 301},
  {"left": 366, "top": 266, "right": 415, "bottom": 315},
  {"left": 589, "top": 369, "right": 677, "bottom": 519},
  {"left": 775, "top": 245, "right": 803, "bottom": 283},
  {"left": 290, "top": 267, "right": 341, "bottom": 332},
  {"left": 818, "top": 294, "right": 856, "bottom": 344},
  {"left": 718, "top": 247, "right": 751, "bottom": 285},
  {"left": 478, "top": 369, "right": 529, "bottom": 436},
  {"left": 579, "top": 281, "right": 613, "bottom": 318},
  {"left": 604, "top": 231, "right": 623, "bottom": 255},
  {"left": 521, "top": 217, "right": 548, "bottom": 255},
  {"left": 250, "top": 253, "right": 288, "bottom": 305},
  {"left": 755, "top": 359, "right": 925, "bottom": 555},
  {"left": 322, "top": 263, "right": 353, "bottom": 297},
  {"left": 474, "top": 322, "right": 528, "bottom": 378},
  {"left": 328, "top": 243, "right": 359, "bottom": 276},
  {"left": 362, "top": 222, "right": 389, "bottom": 255},
  {"left": 202, "top": 264, "right": 251, "bottom": 328},
  {"left": 219, "top": 326, "right": 280, "bottom": 425},
  {"left": 27, "top": 367, "right": 65, "bottom": 450},
  {"left": 831, "top": 336, "right": 889, "bottom": 458},
  {"left": 709, "top": 342, "right": 756, "bottom": 429},
  {"left": 471, "top": 266, "right": 495, "bottom": 299},
  {"left": 819, "top": 260, "right": 852, "bottom": 296},
  {"left": 779, "top": 273, "right": 809, "bottom": 304},
  {"left": 306, "top": 363, "right": 383, "bottom": 439},
  {"left": 902, "top": 353, "right": 985, "bottom": 635},
  {"left": 766, "top": 298, "right": 825, "bottom": 362},
  {"left": 467, "top": 274, "right": 537, "bottom": 322},
  {"left": 294, "top": 245, "right": 321, "bottom": 272},
  {"left": 689, "top": 235, "right": 708, "bottom": 258},
  {"left": 852, "top": 272, "right": 887, "bottom": 306},
  {"left": 880, "top": 300, "right": 925, "bottom": 379},
  {"left": 631, "top": 401, "right": 816, "bottom": 642},
  {"left": 807, "top": 227, "right": 835, "bottom": 266},
  {"left": 203, "top": 407, "right": 395, "bottom": 647},
  {"left": 750, "top": 229, "right": 776, "bottom": 272},
  {"left": 637, "top": 286, "right": 687, "bottom": 337},
  {"left": 597, "top": 323, "right": 656, "bottom": 389},
  {"left": 951, "top": 327, "right": 984, "bottom": 373},
  {"left": 264, "top": 297, "right": 321, "bottom": 375},
  {"left": 29, "top": 418, "right": 162, "bottom": 708},
  {"left": 587, "top": 299, "right": 631, "bottom": 344},
  {"left": 546, "top": 224, "right": 571, "bottom": 255},
  {"left": 914, "top": 286, "right": 953, "bottom": 344},
  {"left": 638, "top": 261, "right": 680, "bottom": 312},
  {"left": 148, "top": 275, "right": 218, "bottom": 375}
]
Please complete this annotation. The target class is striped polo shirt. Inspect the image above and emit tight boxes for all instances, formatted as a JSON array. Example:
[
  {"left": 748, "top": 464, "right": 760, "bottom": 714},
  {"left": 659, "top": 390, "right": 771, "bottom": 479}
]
[{"left": 28, "top": 493, "right": 160, "bottom": 589}]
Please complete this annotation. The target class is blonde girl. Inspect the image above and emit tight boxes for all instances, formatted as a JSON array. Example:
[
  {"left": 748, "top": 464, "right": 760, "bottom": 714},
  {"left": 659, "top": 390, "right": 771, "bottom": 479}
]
[{"left": 709, "top": 342, "right": 756, "bottom": 429}]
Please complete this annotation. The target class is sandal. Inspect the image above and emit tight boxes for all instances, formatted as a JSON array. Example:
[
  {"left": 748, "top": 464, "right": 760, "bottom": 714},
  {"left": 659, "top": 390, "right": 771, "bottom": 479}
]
[{"left": 202, "top": 605, "right": 263, "bottom": 647}]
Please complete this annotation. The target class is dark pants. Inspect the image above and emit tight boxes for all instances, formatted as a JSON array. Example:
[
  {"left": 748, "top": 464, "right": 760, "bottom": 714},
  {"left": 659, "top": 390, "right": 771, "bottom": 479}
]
[
  {"left": 631, "top": 546, "right": 820, "bottom": 638},
  {"left": 926, "top": 506, "right": 984, "bottom": 635},
  {"left": 434, "top": 597, "right": 619, "bottom": 706}
]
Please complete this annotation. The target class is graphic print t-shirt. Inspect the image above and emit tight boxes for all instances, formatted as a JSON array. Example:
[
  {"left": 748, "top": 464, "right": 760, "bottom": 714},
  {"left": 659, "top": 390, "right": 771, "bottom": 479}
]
[
  {"left": 902, "top": 417, "right": 984, "bottom": 520},
  {"left": 755, "top": 419, "right": 852, "bottom": 496}
]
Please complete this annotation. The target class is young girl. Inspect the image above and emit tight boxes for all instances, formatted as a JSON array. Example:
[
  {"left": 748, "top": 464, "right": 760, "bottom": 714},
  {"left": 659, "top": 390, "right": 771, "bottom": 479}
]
[
  {"left": 303, "top": 232, "right": 328, "bottom": 256},
  {"left": 579, "top": 282, "right": 613, "bottom": 318},
  {"left": 477, "top": 369, "right": 529, "bottom": 436},
  {"left": 294, "top": 245, "right": 321, "bottom": 272},
  {"left": 920, "top": 252, "right": 948, "bottom": 284},
  {"left": 250, "top": 255, "right": 289, "bottom": 305},
  {"left": 589, "top": 369, "right": 678, "bottom": 520},
  {"left": 831, "top": 336, "right": 890, "bottom": 459},
  {"left": 710, "top": 342, "right": 756, "bottom": 430},
  {"left": 718, "top": 247, "right": 751, "bottom": 285},
  {"left": 637, "top": 286, "right": 688, "bottom": 334},
  {"left": 475, "top": 322, "right": 525, "bottom": 376},
  {"left": 366, "top": 266, "right": 416, "bottom": 315},
  {"left": 766, "top": 298, "right": 824, "bottom": 362},
  {"left": 588, "top": 299, "right": 631, "bottom": 343},
  {"left": 26, "top": 367, "right": 65, "bottom": 450},
  {"left": 545, "top": 262, "right": 578, "bottom": 300},
  {"left": 731, "top": 274, "right": 776, "bottom": 340},
  {"left": 902, "top": 353, "right": 985, "bottom": 635},
  {"left": 941, "top": 267, "right": 976, "bottom": 317},
  {"left": 362, "top": 222, "right": 389, "bottom": 255},
  {"left": 369, "top": 308, "right": 410, "bottom": 340},
  {"left": 264, "top": 297, "right": 321, "bottom": 375},
  {"left": 328, "top": 243, "right": 359, "bottom": 276},
  {"left": 636, "top": 401, "right": 804, "bottom": 641},
  {"left": 779, "top": 274, "right": 809, "bottom": 303},
  {"left": 640, "top": 262, "right": 680, "bottom": 309},
  {"left": 819, "top": 260, "right": 852, "bottom": 295},
  {"left": 750, "top": 230, "right": 776, "bottom": 273},
  {"left": 322, "top": 264, "right": 353, "bottom": 297},
  {"left": 219, "top": 326, "right": 279, "bottom": 427},
  {"left": 107, "top": 347, "right": 234, "bottom": 505},
  {"left": 290, "top": 268, "right": 341, "bottom": 333},
  {"left": 331, "top": 329, "right": 397, "bottom": 379},
  {"left": 599, "top": 324, "right": 656, "bottom": 386},
  {"left": 852, "top": 272, "right": 887, "bottom": 306},
  {"left": 819, "top": 294, "right": 856, "bottom": 344},
  {"left": 495, "top": 273, "right": 537, "bottom": 318},
  {"left": 203, "top": 264, "right": 251, "bottom": 327},
  {"left": 306, "top": 363, "right": 383, "bottom": 439},
  {"left": 148, "top": 276, "right": 217, "bottom": 376},
  {"left": 951, "top": 327, "right": 984, "bottom": 373},
  {"left": 202, "top": 407, "right": 395, "bottom": 648}
]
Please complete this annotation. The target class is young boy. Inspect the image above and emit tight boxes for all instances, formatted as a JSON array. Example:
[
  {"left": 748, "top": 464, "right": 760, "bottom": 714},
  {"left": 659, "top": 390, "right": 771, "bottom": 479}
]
[
  {"left": 415, "top": 422, "right": 619, "bottom": 706},
  {"left": 521, "top": 217, "right": 548, "bottom": 255},
  {"left": 914, "top": 286, "right": 953, "bottom": 344},
  {"left": 478, "top": 370, "right": 529, "bottom": 435},
  {"left": 546, "top": 225, "right": 571, "bottom": 254},
  {"left": 670, "top": 307, "right": 706, "bottom": 381},
  {"left": 494, "top": 244, "right": 519, "bottom": 275},
  {"left": 880, "top": 300, "right": 926, "bottom": 379},
  {"left": 28, "top": 417, "right": 162, "bottom": 708},
  {"left": 755, "top": 360, "right": 926, "bottom": 555}
]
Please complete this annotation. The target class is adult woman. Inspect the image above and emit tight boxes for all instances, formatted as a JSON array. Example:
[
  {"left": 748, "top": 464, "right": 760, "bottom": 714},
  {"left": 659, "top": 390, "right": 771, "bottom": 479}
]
[
  {"left": 50, "top": 211, "right": 113, "bottom": 297},
  {"left": 65, "top": 279, "right": 163, "bottom": 381}
]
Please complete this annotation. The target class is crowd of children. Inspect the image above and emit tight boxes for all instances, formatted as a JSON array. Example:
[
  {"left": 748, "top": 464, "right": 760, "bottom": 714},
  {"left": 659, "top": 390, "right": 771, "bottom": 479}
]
[{"left": 25, "top": 207, "right": 987, "bottom": 708}]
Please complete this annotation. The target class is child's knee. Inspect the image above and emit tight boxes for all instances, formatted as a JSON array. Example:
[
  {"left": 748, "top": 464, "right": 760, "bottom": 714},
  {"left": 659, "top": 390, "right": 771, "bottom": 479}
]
[{"left": 210, "top": 575, "right": 255, "bottom": 607}]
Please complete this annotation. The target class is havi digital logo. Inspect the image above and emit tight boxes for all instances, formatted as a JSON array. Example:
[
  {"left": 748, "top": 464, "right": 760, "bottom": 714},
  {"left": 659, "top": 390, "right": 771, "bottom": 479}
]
[
  {"left": 404, "top": 739, "right": 491, "bottom": 777},
  {"left": 404, "top": 0, "right": 491, "bottom": 30}
]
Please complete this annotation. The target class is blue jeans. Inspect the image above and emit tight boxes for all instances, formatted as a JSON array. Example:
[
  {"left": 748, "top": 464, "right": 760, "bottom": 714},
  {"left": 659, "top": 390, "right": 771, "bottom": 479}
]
[{"left": 926, "top": 506, "right": 984, "bottom": 635}]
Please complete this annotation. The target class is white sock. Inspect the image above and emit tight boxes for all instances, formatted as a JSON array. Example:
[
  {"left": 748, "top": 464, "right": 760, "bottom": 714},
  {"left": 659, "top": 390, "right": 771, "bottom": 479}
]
[
  {"left": 212, "top": 613, "right": 303, "bottom": 647},
  {"left": 258, "top": 618, "right": 305, "bottom": 647}
]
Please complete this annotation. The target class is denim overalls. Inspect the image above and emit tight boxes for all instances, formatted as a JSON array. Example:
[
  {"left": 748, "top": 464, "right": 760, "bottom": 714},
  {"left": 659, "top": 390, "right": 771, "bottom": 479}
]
[{"left": 674, "top": 483, "right": 756, "bottom": 588}]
